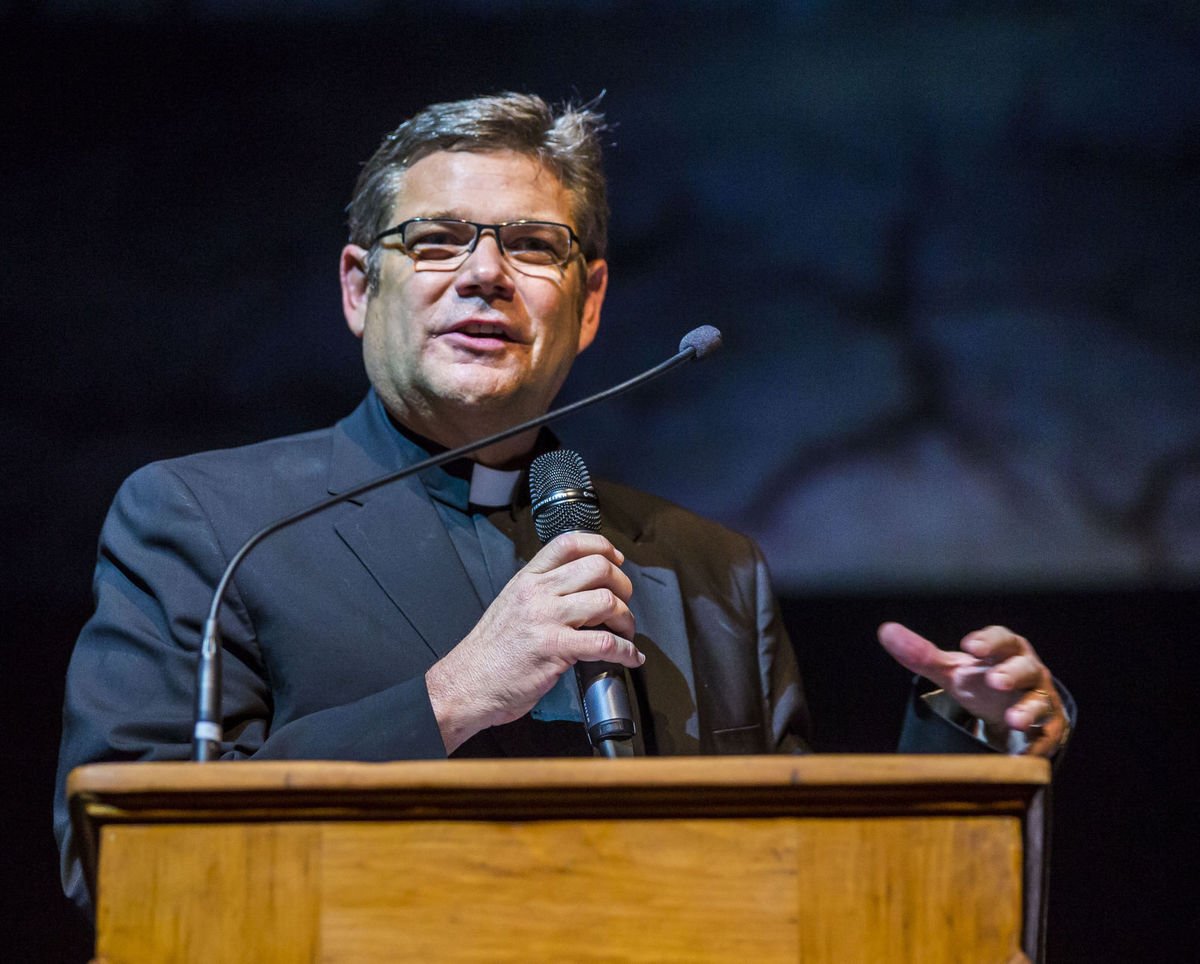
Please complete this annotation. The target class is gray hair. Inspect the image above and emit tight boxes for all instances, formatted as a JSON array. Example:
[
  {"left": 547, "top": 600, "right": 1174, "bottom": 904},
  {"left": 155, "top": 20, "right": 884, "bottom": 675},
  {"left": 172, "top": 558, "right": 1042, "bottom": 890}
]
[{"left": 348, "top": 92, "right": 610, "bottom": 290}]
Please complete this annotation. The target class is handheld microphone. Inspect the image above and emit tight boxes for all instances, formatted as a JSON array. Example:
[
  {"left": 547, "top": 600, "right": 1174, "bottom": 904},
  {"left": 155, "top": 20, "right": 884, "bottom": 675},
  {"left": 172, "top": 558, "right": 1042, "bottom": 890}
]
[
  {"left": 529, "top": 449, "right": 635, "bottom": 757},
  {"left": 193, "top": 326, "right": 723, "bottom": 761}
]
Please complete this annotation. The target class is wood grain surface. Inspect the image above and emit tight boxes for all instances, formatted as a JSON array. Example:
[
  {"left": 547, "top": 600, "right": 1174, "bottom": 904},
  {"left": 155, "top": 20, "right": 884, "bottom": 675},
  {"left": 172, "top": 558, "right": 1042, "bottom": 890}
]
[{"left": 75, "top": 756, "right": 1044, "bottom": 963}]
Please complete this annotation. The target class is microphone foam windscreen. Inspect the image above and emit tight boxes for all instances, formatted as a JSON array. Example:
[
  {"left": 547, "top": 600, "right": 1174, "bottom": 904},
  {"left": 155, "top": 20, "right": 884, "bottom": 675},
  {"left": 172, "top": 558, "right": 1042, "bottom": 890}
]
[
  {"left": 529, "top": 449, "right": 601, "bottom": 543},
  {"left": 679, "top": 325, "right": 723, "bottom": 358}
]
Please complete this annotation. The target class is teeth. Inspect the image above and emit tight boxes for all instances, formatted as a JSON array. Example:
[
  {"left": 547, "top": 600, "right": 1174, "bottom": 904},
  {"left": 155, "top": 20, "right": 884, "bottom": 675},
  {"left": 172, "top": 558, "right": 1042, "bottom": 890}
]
[{"left": 461, "top": 323, "right": 504, "bottom": 336}]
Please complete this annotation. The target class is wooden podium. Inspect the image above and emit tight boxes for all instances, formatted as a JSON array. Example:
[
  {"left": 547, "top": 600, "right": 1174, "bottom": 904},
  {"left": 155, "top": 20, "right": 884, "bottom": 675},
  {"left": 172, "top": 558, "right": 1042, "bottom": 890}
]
[{"left": 69, "top": 755, "right": 1048, "bottom": 963}]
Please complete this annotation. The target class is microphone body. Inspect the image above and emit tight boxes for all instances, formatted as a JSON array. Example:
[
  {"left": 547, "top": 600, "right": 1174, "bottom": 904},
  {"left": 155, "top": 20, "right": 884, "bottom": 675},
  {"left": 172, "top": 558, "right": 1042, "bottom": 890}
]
[{"left": 529, "top": 449, "right": 636, "bottom": 756}]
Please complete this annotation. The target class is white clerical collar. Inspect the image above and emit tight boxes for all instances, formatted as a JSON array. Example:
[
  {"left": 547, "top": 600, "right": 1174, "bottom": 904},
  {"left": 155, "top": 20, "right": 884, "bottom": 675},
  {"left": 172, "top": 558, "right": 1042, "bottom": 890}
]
[{"left": 468, "top": 462, "right": 521, "bottom": 508}]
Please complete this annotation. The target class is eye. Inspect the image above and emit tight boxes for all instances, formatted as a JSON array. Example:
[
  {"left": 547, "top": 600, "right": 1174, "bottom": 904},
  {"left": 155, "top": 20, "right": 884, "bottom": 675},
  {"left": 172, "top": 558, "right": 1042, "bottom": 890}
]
[
  {"left": 501, "top": 223, "right": 570, "bottom": 264},
  {"left": 402, "top": 221, "right": 474, "bottom": 259}
]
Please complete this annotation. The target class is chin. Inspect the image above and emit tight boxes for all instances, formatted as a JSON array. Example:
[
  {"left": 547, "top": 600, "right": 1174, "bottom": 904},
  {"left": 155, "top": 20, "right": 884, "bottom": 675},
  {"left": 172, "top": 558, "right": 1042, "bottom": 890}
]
[
  {"left": 431, "top": 363, "right": 562, "bottom": 419},
  {"left": 438, "top": 375, "right": 525, "bottom": 411}
]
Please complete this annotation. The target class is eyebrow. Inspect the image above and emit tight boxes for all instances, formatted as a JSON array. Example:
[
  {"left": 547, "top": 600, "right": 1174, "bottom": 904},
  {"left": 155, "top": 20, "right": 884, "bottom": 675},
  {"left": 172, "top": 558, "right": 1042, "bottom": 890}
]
[{"left": 406, "top": 211, "right": 565, "bottom": 224}]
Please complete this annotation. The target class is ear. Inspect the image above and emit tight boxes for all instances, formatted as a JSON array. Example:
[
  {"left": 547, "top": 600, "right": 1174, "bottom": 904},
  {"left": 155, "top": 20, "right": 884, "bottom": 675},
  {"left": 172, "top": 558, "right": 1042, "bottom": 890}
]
[
  {"left": 340, "top": 244, "right": 371, "bottom": 338},
  {"left": 575, "top": 258, "right": 608, "bottom": 355}
]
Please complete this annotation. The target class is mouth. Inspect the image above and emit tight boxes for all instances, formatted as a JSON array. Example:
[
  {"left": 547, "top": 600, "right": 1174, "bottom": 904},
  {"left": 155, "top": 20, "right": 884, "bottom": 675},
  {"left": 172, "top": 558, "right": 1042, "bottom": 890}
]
[{"left": 438, "top": 320, "right": 521, "bottom": 350}]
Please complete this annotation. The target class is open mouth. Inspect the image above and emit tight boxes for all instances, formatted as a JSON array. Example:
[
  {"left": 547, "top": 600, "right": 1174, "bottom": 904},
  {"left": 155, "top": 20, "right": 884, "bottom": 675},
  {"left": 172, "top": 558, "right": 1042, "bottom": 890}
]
[
  {"left": 454, "top": 322, "right": 513, "bottom": 340},
  {"left": 439, "top": 321, "right": 519, "bottom": 352}
]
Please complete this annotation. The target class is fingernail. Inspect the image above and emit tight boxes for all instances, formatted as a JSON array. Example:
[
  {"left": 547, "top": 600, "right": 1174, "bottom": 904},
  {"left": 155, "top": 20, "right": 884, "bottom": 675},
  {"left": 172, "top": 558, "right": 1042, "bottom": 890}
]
[{"left": 637, "top": 651, "right": 646, "bottom": 664}]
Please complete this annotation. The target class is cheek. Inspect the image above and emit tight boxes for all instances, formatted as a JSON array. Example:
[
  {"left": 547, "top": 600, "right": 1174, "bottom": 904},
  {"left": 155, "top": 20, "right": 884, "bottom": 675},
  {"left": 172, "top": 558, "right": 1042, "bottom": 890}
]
[
  {"left": 533, "top": 280, "right": 585, "bottom": 339},
  {"left": 369, "top": 280, "right": 431, "bottom": 346}
]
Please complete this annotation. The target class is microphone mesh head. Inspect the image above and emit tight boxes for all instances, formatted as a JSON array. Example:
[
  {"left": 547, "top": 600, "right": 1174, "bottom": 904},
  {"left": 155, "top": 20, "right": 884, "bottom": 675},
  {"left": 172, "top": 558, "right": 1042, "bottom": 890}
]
[{"left": 529, "top": 449, "right": 601, "bottom": 543}]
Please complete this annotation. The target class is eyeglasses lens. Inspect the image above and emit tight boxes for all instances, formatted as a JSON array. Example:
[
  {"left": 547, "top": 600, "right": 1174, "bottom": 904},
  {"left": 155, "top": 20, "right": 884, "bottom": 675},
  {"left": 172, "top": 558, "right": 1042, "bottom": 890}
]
[{"left": 401, "top": 220, "right": 572, "bottom": 267}]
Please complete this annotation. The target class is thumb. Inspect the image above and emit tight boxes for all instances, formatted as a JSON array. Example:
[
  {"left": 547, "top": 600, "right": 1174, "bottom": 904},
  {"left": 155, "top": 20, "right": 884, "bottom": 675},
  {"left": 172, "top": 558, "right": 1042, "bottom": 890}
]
[{"left": 876, "top": 622, "right": 959, "bottom": 687}]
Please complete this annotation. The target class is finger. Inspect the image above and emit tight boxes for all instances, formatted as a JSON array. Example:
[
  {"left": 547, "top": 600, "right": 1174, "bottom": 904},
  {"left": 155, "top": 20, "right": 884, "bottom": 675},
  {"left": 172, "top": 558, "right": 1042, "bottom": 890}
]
[
  {"left": 1004, "top": 686, "right": 1056, "bottom": 732},
  {"left": 984, "top": 653, "right": 1043, "bottom": 692},
  {"left": 876, "top": 622, "right": 970, "bottom": 686},
  {"left": 572, "top": 627, "right": 645, "bottom": 668},
  {"left": 558, "top": 587, "right": 636, "bottom": 640},
  {"left": 527, "top": 532, "right": 623, "bottom": 574},
  {"left": 542, "top": 552, "right": 634, "bottom": 604},
  {"left": 961, "top": 626, "right": 1029, "bottom": 664},
  {"left": 1007, "top": 684, "right": 1068, "bottom": 758}
]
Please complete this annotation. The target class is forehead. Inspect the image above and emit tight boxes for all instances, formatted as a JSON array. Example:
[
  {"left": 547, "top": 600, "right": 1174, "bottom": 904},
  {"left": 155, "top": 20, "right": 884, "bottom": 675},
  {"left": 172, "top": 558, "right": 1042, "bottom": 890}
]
[{"left": 391, "top": 150, "right": 574, "bottom": 224}]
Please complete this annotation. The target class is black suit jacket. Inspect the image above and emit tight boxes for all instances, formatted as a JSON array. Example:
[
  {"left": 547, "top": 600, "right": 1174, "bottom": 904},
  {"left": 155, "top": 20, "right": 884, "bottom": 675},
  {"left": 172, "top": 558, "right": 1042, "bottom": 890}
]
[{"left": 54, "top": 392, "right": 814, "bottom": 906}]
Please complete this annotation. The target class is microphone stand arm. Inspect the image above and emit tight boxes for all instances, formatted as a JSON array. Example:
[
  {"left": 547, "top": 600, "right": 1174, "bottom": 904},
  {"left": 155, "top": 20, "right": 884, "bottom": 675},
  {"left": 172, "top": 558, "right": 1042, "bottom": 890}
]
[{"left": 193, "top": 341, "right": 708, "bottom": 761}]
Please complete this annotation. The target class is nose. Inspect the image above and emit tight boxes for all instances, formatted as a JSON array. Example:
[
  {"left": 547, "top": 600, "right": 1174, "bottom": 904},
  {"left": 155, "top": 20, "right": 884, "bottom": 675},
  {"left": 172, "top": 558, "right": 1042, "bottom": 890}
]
[{"left": 454, "top": 229, "right": 514, "bottom": 299}]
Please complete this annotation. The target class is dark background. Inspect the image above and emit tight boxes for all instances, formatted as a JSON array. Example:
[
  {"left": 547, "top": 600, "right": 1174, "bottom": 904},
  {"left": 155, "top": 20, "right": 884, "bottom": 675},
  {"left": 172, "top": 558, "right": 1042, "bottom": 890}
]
[{"left": 3, "top": 2, "right": 1197, "bottom": 961}]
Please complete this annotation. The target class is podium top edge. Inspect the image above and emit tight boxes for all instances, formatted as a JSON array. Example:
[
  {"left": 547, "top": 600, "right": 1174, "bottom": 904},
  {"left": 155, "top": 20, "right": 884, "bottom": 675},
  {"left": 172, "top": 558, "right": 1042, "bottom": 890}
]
[{"left": 69, "top": 754, "right": 1049, "bottom": 799}]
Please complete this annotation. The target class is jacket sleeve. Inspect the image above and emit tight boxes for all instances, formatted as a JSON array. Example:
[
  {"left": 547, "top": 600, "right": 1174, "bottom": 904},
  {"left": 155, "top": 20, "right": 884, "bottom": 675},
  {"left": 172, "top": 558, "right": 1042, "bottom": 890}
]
[
  {"left": 53, "top": 462, "right": 446, "bottom": 912},
  {"left": 898, "top": 675, "right": 1076, "bottom": 758}
]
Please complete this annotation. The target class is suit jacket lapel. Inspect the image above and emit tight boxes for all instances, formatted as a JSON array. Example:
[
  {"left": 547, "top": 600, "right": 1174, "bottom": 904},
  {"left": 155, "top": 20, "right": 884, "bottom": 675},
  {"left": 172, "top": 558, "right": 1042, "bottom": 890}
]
[
  {"left": 334, "top": 480, "right": 484, "bottom": 660},
  {"left": 327, "top": 396, "right": 484, "bottom": 660},
  {"left": 607, "top": 529, "right": 700, "bottom": 756}
]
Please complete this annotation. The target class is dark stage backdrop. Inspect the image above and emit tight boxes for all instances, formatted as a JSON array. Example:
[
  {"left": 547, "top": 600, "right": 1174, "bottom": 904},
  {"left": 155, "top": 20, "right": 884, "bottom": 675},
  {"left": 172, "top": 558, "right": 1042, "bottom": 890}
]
[{"left": 3, "top": 3, "right": 1197, "bottom": 961}]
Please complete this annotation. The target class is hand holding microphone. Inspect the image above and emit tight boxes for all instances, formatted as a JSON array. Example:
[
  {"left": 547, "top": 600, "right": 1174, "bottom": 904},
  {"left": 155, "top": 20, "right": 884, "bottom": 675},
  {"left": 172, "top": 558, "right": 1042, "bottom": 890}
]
[
  {"left": 423, "top": 528, "right": 641, "bottom": 754},
  {"left": 426, "top": 450, "right": 642, "bottom": 757},
  {"left": 529, "top": 449, "right": 638, "bottom": 754}
]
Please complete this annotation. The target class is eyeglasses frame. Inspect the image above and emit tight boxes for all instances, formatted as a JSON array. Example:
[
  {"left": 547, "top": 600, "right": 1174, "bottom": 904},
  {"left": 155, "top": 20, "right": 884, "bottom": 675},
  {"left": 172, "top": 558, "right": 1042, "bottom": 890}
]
[{"left": 370, "top": 217, "right": 584, "bottom": 269}]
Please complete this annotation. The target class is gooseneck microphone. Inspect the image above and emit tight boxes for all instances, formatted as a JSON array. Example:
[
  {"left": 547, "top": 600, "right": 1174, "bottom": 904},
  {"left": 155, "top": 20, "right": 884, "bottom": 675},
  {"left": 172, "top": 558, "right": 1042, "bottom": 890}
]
[
  {"left": 529, "top": 449, "right": 635, "bottom": 757},
  {"left": 193, "top": 326, "right": 723, "bottom": 761}
]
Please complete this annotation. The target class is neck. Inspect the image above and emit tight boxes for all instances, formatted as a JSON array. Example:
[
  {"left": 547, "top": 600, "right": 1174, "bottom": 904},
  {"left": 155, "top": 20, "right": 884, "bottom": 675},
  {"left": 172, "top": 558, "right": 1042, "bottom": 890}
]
[
  {"left": 463, "top": 428, "right": 541, "bottom": 469},
  {"left": 380, "top": 396, "right": 543, "bottom": 469}
]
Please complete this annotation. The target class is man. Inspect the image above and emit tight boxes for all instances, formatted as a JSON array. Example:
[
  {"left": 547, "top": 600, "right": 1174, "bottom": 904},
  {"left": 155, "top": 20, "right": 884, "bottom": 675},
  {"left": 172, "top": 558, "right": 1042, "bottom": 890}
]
[{"left": 54, "top": 93, "right": 1070, "bottom": 910}]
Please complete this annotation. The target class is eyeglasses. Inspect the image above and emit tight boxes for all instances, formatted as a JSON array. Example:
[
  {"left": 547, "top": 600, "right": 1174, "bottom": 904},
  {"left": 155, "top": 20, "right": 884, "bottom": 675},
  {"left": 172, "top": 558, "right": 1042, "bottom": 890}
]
[{"left": 371, "top": 218, "right": 581, "bottom": 269}]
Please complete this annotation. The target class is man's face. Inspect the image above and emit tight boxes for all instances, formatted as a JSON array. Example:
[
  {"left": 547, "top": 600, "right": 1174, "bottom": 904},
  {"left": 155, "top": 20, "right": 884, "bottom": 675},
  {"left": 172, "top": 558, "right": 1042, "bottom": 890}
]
[{"left": 341, "top": 149, "right": 607, "bottom": 445}]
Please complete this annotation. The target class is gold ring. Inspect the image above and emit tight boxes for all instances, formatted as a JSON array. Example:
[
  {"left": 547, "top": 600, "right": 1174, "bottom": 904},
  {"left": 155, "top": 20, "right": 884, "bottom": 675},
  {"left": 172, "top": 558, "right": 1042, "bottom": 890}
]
[
  {"left": 1028, "top": 689, "right": 1054, "bottom": 729},
  {"left": 1028, "top": 688, "right": 1071, "bottom": 753}
]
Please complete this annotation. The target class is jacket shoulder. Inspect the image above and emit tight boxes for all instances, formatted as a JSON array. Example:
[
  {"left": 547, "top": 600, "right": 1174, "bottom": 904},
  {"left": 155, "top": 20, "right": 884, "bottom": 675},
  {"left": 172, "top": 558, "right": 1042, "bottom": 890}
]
[
  {"left": 595, "top": 478, "right": 762, "bottom": 563},
  {"left": 134, "top": 424, "right": 336, "bottom": 485},
  {"left": 111, "top": 424, "right": 340, "bottom": 544}
]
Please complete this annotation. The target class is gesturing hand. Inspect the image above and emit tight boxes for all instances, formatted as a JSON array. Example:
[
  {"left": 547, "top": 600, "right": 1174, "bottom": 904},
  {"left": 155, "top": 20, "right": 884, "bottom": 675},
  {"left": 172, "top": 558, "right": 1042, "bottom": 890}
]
[
  {"left": 426, "top": 531, "right": 642, "bottom": 753},
  {"left": 877, "top": 622, "right": 1068, "bottom": 757}
]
